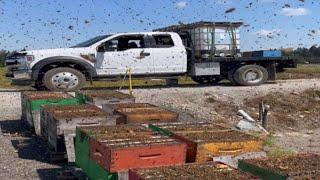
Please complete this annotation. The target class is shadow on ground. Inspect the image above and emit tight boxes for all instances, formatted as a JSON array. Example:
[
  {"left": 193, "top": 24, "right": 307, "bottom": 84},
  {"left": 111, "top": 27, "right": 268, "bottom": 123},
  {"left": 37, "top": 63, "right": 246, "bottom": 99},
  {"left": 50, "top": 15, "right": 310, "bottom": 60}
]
[
  {"left": 0, "top": 119, "right": 56, "bottom": 163},
  {"left": 37, "top": 167, "right": 86, "bottom": 180}
]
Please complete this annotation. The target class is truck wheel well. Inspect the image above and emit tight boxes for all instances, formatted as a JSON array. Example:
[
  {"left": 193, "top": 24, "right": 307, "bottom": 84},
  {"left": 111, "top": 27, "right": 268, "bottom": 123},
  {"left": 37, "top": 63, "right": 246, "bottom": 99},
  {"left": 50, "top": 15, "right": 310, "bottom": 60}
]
[{"left": 34, "top": 62, "right": 92, "bottom": 81}]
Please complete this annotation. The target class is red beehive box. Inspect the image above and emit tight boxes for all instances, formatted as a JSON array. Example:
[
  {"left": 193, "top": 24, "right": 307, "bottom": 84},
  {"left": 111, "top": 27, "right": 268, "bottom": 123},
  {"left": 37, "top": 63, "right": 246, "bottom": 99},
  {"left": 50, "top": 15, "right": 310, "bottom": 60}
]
[{"left": 82, "top": 125, "right": 186, "bottom": 172}]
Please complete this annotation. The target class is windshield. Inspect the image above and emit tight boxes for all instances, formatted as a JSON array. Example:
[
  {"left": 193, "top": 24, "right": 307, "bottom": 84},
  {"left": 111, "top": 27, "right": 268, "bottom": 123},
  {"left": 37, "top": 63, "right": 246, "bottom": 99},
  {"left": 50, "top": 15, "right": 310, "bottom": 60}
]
[{"left": 71, "top": 35, "right": 111, "bottom": 48}]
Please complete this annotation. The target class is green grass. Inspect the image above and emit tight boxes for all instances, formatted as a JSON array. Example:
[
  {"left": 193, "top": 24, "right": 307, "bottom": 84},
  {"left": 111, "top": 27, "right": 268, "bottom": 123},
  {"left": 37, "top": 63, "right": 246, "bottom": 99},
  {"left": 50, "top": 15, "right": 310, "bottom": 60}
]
[
  {"left": 285, "top": 64, "right": 320, "bottom": 74},
  {"left": 0, "top": 67, "right": 12, "bottom": 88},
  {"left": 267, "top": 147, "right": 295, "bottom": 158},
  {"left": 85, "top": 76, "right": 196, "bottom": 89},
  {"left": 263, "top": 133, "right": 295, "bottom": 158}
]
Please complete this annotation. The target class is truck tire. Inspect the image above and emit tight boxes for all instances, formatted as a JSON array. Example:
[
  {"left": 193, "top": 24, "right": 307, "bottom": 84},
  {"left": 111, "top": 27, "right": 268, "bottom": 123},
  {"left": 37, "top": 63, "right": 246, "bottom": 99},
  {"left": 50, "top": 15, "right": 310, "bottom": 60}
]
[
  {"left": 233, "top": 65, "right": 268, "bottom": 86},
  {"left": 43, "top": 67, "right": 86, "bottom": 91},
  {"left": 228, "top": 68, "right": 238, "bottom": 85},
  {"left": 192, "top": 76, "right": 221, "bottom": 84}
]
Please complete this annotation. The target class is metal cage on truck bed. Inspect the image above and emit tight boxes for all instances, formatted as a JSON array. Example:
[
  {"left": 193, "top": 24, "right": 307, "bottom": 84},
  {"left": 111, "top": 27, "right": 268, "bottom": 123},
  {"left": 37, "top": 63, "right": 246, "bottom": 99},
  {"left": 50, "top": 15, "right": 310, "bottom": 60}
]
[{"left": 154, "top": 21, "right": 243, "bottom": 60}]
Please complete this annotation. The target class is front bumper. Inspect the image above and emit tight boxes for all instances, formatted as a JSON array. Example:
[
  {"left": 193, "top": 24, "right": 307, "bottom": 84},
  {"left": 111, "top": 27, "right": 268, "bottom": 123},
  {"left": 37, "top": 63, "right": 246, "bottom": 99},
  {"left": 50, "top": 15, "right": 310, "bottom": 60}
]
[{"left": 6, "top": 66, "right": 34, "bottom": 85}]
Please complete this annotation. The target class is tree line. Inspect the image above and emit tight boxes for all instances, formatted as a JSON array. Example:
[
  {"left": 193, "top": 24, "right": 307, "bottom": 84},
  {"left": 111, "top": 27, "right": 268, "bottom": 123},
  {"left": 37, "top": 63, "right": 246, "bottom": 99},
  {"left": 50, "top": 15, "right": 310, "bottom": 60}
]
[{"left": 0, "top": 50, "right": 8, "bottom": 67}]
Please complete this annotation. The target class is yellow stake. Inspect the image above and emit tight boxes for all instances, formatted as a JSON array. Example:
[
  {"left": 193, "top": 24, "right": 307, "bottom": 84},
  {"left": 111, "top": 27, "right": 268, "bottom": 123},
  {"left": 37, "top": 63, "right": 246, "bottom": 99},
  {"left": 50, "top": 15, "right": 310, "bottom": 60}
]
[{"left": 128, "top": 68, "right": 133, "bottom": 95}]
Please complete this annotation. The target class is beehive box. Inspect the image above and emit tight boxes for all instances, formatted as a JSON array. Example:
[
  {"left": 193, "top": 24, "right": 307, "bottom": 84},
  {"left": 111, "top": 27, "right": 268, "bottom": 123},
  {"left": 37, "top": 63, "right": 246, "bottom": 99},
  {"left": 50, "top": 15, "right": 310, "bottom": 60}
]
[
  {"left": 75, "top": 127, "right": 118, "bottom": 180},
  {"left": 76, "top": 90, "right": 135, "bottom": 107},
  {"left": 102, "top": 103, "right": 157, "bottom": 114},
  {"left": 129, "top": 162, "right": 258, "bottom": 180},
  {"left": 114, "top": 107, "right": 179, "bottom": 124},
  {"left": 172, "top": 130, "right": 262, "bottom": 163},
  {"left": 148, "top": 122, "right": 229, "bottom": 136},
  {"left": 238, "top": 154, "right": 320, "bottom": 180},
  {"left": 21, "top": 91, "right": 81, "bottom": 135},
  {"left": 80, "top": 125, "right": 186, "bottom": 172},
  {"left": 42, "top": 104, "right": 113, "bottom": 162}
]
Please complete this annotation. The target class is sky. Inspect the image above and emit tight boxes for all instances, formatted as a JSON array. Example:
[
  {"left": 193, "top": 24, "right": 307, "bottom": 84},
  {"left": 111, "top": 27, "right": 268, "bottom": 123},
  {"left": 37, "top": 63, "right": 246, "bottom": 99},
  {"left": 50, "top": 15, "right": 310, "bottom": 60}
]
[{"left": 0, "top": 0, "right": 319, "bottom": 51}]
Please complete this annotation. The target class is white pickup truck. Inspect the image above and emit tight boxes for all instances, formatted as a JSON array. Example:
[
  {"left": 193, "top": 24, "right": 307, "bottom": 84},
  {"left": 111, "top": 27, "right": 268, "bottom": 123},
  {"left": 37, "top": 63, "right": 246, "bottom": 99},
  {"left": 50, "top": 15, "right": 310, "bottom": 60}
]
[{"left": 6, "top": 21, "right": 296, "bottom": 91}]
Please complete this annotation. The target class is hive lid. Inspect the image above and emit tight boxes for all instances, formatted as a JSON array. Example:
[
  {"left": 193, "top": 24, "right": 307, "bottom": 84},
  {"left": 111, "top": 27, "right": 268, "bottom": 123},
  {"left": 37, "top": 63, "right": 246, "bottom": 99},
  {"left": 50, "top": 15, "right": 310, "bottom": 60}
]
[
  {"left": 108, "top": 103, "right": 156, "bottom": 110},
  {"left": 79, "top": 90, "right": 134, "bottom": 99},
  {"left": 176, "top": 130, "right": 260, "bottom": 143},
  {"left": 43, "top": 104, "right": 106, "bottom": 119},
  {"left": 133, "top": 162, "right": 257, "bottom": 179},
  {"left": 152, "top": 122, "right": 228, "bottom": 133},
  {"left": 23, "top": 91, "right": 73, "bottom": 100},
  {"left": 115, "top": 107, "right": 176, "bottom": 115},
  {"left": 243, "top": 154, "right": 320, "bottom": 175},
  {"left": 80, "top": 125, "right": 180, "bottom": 148}
]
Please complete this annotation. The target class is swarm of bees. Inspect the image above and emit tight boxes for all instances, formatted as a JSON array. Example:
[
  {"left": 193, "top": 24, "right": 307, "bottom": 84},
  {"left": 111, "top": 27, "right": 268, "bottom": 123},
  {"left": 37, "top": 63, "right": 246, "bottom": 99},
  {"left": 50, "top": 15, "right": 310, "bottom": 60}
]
[{"left": 0, "top": 0, "right": 318, "bottom": 51}]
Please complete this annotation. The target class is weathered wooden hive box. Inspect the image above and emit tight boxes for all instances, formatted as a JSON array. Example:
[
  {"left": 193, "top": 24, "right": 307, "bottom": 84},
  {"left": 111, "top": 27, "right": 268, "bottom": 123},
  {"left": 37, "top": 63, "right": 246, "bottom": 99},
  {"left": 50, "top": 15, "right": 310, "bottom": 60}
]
[
  {"left": 149, "top": 122, "right": 262, "bottom": 163},
  {"left": 76, "top": 90, "right": 135, "bottom": 107},
  {"left": 79, "top": 125, "right": 186, "bottom": 173},
  {"left": 113, "top": 106, "right": 179, "bottom": 124},
  {"left": 21, "top": 91, "right": 80, "bottom": 135},
  {"left": 238, "top": 153, "right": 320, "bottom": 180},
  {"left": 42, "top": 104, "right": 111, "bottom": 162},
  {"left": 129, "top": 162, "right": 258, "bottom": 180},
  {"left": 102, "top": 103, "right": 157, "bottom": 115}
]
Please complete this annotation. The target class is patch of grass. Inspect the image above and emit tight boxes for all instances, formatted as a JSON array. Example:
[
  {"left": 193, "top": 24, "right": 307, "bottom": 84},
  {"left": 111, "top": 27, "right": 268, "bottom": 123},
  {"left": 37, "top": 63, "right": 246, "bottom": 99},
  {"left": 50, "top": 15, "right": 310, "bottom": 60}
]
[
  {"left": 86, "top": 76, "right": 196, "bottom": 89},
  {"left": 263, "top": 134, "right": 295, "bottom": 158},
  {"left": 267, "top": 147, "right": 295, "bottom": 158},
  {"left": 263, "top": 133, "right": 276, "bottom": 147},
  {"left": 0, "top": 67, "right": 12, "bottom": 88},
  {"left": 285, "top": 64, "right": 320, "bottom": 74}
]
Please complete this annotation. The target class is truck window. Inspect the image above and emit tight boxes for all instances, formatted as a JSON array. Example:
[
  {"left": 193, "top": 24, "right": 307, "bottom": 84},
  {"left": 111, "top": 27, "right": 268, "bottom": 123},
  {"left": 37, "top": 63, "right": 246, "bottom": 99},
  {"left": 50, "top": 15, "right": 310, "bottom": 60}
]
[
  {"left": 105, "top": 35, "right": 145, "bottom": 52},
  {"left": 152, "top": 35, "right": 174, "bottom": 48}
]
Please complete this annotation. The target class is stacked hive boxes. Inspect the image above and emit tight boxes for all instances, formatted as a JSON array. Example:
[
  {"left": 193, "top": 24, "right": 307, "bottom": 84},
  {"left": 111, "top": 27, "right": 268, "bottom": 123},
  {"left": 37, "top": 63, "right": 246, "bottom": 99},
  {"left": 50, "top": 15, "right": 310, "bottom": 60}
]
[
  {"left": 76, "top": 125, "right": 186, "bottom": 179},
  {"left": 20, "top": 90, "right": 320, "bottom": 179},
  {"left": 21, "top": 91, "right": 81, "bottom": 135},
  {"left": 41, "top": 104, "right": 111, "bottom": 162}
]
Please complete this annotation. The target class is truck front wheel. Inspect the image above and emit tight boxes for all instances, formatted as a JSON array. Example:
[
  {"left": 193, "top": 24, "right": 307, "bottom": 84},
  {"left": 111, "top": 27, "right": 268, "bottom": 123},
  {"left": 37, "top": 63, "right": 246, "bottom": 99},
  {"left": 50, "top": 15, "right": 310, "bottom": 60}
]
[
  {"left": 43, "top": 67, "right": 86, "bottom": 91},
  {"left": 233, "top": 65, "right": 268, "bottom": 86}
]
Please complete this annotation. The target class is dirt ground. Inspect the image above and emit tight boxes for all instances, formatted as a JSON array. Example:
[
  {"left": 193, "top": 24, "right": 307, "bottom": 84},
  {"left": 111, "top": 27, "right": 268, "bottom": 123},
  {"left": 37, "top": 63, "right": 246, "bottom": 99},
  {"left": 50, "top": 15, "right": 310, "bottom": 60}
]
[{"left": 0, "top": 79, "right": 320, "bottom": 179}]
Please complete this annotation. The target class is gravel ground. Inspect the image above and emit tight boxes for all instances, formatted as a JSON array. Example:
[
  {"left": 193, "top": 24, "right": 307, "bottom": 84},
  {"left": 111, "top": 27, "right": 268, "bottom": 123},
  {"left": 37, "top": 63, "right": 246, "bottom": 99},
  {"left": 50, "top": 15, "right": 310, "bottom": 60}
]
[{"left": 0, "top": 79, "right": 320, "bottom": 179}]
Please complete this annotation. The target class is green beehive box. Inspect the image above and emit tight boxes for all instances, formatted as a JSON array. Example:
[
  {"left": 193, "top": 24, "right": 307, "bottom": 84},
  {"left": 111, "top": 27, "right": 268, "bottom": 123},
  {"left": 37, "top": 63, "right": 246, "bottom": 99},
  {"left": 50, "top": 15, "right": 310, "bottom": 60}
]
[
  {"left": 21, "top": 91, "right": 81, "bottom": 135},
  {"left": 75, "top": 127, "right": 117, "bottom": 180}
]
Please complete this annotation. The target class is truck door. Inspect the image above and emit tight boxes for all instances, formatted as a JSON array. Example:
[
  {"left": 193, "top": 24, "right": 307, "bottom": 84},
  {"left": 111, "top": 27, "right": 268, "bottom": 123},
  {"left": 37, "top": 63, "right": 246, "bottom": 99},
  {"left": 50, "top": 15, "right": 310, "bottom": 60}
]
[
  {"left": 96, "top": 34, "right": 154, "bottom": 75},
  {"left": 149, "top": 34, "right": 186, "bottom": 74}
]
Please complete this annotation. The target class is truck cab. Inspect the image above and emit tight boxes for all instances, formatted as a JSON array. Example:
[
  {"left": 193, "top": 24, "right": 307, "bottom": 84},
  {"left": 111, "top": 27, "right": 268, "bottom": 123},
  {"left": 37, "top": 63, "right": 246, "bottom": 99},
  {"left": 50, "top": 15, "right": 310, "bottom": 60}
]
[{"left": 94, "top": 32, "right": 186, "bottom": 76}]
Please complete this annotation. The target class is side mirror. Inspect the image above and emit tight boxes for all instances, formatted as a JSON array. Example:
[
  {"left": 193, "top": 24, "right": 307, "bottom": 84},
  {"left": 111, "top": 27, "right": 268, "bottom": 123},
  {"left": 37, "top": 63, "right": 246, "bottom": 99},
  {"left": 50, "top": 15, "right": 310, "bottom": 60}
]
[{"left": 97, "top": 44, "right": 105, "bottom": 52}]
